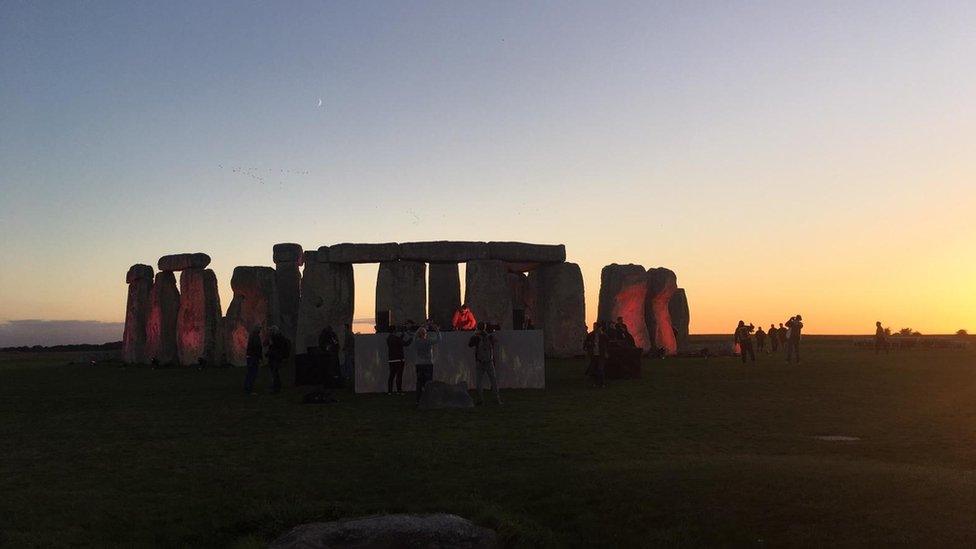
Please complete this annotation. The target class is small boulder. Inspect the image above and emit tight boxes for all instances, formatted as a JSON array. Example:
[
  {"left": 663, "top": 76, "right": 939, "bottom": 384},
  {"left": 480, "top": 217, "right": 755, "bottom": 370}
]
[
  {"left": 418, "top": 381, "right": 475, "bottom": 410},
  {"left": 270, "top": 513, "right": 495, "bottom": 549}
]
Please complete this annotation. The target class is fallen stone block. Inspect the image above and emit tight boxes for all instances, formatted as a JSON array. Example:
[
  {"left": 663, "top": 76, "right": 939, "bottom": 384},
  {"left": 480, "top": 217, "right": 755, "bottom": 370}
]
[
  {"left": 270, "top": 513, "right": 495, "bottom": 549},
  {"left": 157, "top": 252, "right": 211, "bottom": 272},
  {"left": 418, "top": 381, "right": 475, "bottom": 410},
  {"left": 487, "top": 241, "right": 565, "bottom": 263}
]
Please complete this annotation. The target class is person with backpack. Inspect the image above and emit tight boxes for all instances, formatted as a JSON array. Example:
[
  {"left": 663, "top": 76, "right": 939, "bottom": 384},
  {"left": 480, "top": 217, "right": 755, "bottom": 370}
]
[
  {"left": 385, "top": 327, "right": 412, "bottom": 395},
  {"left": 785, "top": 315, "right": 803, "bottom": 364},
  {"left": 266, "top": 325, "right": 290, "bottom": 394},
  {"left": 468, "top": 322, "right": 502, "bottom": 405},
  {"left": 413, "top": 323, "right": 441, "bottom": 404},
  {"left": 734, "top": 321, "right": 756, "bottom": 364},
  {"left": 243, "top": 326, "right": 264, "bottom": 395}
]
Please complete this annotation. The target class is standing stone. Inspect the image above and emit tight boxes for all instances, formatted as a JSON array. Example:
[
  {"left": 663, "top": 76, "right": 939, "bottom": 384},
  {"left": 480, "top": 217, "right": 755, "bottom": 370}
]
[
  {"left": 146, "top": 271, "right": 180, "bottom": 365},
  {"left": 376, "top": 261, "right": 427, "bottom": 327},
  {"left": 273, "top": 243, "right": 303, "bottom": 342},
  {"left": 122, "top": 264, "right": 154, "bottom": 363},
  {"left": 428, "top": 263, "right": 460, "bottom": 329},
  {"left": 295, "top": 260, "right": 354, "bottom": 354},
  {"left": 223, "top": 266, "right": 279, "bottom": 367},
  {"left": 177, "top": 268, "right": 222, "bottom": 366},
  {"left": 598, "top": 264, "right": 651, "bottom": 351},
  {"left": 669, "top": 288, "right": 690, "bottom": 353},
  {"left": 644, "top": 267, "right": 678, "bottom": 355},
  {"left": 464, "top": 260, "right": 512, "bottom": 330},
  {"left": 529, "top": 262, "right": 586, "bottom": 357},
  {"left": 507, "top": 272, "right": 530, "bottom": 320}
]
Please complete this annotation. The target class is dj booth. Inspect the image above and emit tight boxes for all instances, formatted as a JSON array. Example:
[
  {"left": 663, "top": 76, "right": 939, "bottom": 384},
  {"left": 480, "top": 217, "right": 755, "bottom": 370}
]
[{"left": 353, "top": 330, "right": 546, "bottom": 394}]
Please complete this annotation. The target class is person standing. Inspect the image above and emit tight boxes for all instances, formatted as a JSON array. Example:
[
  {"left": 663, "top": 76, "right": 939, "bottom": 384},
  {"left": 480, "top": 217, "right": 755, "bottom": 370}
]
[
  {"left": 785, "top": 315, "right": 803, "bottom": 364},
  {"left": 243, "top": 326, "right": 263, "bottom": 395},
  {"left": 451, "top": 304, "right": 477, "bottom": 331},
  {"left": 734, "top": 321, "right": 756, "bottom": 364},
  {"left": 875, "top": 321, "right": 889, "bottom": 354},
  {"left": 266, "top": 325, "right": 290, "bottom": 394},
  {"left": 342, "top": 324, "right": 356, "bottom": 382},
  {"left": 385, "top": 327, "right": 412, "bottom": 394},
  {"left": 778, "top": 323, "right": 788, "bottom": 347},
  {"left": 318, "top": 325, "right": 341, "bottom": 389},
  {"left": 755, "top": 326, "right": 767, "bottom": 353},
  {"left": 584, "top": 322, "right": 609, "bottom": 387},
  {"left": 769, "top": 324, "right": 780, "bottom": 352},
  {"left": 468, "top": 322, "right": 502, "bottom": 405},
  {"left": 413, "top": 324, "right": 441, "bottom": 403}
]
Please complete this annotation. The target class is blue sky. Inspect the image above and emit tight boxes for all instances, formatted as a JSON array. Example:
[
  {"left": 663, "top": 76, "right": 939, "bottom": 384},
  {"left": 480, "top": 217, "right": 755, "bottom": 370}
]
[{"left": 2, "top": 1, "right": 975, "bottom": 343}]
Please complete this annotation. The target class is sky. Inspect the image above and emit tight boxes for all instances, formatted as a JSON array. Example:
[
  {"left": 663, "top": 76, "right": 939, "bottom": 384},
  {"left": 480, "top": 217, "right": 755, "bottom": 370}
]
[{"left": 2, "top": 1, "right": 975, "bottom": 345}]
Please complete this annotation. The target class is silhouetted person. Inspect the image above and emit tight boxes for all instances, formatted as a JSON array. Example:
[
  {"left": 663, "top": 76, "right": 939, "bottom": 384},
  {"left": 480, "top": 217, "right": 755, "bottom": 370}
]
[
  {"left": 385, "top": 327, "right": 412, "bottom": 394},
  {"left": 584, "top": 322, "right": 609, "bottom": 387},
  {"left": 769, "top": 324, "right": 780, "bottom": 352},
  {"left": 778, "top": 323, "right": 787, "bottom": 346},
  {"left": 318, "top": 326, "right": 341, "bottom": 389},
  {"left": 451, "top": 304, "right": 477, "bottom": 331},
  {"left": 620, "top": 323, "right": 636, "bottom": 347},
  {"left": 734, "top": 321, "right": 756, "bottom": 363},
  {"left": 266, "top": 325, "right": 290, "bottom": 394},
  {"left": 785, "top": 315, "right": 803, "bottom": 364},
  {"left": 342, "top": 323, "right": 356, "bottom": 382},
  {"left": 243, "top": 326, "right": 263, "bottom": 395},
  {"left": 875, "top": 321, "right": 889, "bottom": 354},
  {"left": 755, "top": 326, "right": 767, "bottom": 353},
  {"left": 413, "top": 324, "right": 441, "bottom": 403},
  {"left": 469, "top": 322, "right": 502, "bottom": 405}
]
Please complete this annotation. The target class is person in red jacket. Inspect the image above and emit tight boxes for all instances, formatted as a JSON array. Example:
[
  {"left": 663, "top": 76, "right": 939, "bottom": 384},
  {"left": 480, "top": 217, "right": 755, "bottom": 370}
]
[{"left": 451, "top": 303, "right": 477, "bottom": 331}]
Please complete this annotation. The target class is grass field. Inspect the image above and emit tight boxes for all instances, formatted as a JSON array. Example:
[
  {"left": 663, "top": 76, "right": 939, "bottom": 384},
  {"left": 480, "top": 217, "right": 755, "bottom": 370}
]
[{"left": 2, "top": 338, "right": 976, "bottom": 547}]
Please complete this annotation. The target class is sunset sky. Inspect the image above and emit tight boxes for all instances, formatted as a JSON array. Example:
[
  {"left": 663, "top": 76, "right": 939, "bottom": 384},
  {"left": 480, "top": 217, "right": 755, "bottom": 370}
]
[{"left": 2, "top": 1, "right": 975, "bottom": 344}]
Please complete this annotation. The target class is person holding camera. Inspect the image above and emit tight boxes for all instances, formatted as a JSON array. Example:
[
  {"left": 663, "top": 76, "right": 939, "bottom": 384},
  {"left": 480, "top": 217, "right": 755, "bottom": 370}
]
[
  {"left": 413, "top": 323, "right": 441, "bottom": 404},
  {"left": 451, "top": 304, "right": 477, "bottom": 331},
  {"left": 785, "top": 315, "right": 803, "bottom": 364},
  {"left": 468, "top": 322, "right": 502, "bottom": 405},
  {"left": 734, "top": 320, "right": 756, "bottom": 363},
  {"left": 385, "top": 326, "right": 412, "bottom": 394},
  {"left": 265, "top": 325, "right": 290, "bottom": 394},
  {"left": 243, "top": 326, "right": 264, "bottom": 395},
  {"left": 584, "top": 321, "right": 609, "bottom": 387}
]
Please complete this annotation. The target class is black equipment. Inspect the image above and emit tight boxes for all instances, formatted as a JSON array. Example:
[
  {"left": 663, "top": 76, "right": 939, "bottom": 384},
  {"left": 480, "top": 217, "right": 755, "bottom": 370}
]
[
  {"left": 376, "top": 310, "right": 392, "bottom": 332},
  {"left": 513, "top": 309, "right": 526, "bottom": 330}
]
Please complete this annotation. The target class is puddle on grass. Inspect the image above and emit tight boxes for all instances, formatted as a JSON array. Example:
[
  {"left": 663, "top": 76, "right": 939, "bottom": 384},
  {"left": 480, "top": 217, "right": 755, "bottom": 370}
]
[{"left": 814, "top": 435, "right": 861, "bottom": 442}]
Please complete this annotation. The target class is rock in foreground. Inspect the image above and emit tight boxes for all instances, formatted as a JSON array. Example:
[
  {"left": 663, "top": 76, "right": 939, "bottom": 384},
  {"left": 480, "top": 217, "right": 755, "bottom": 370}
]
[{"left": 270, "top": 513, "right": 496, "bottom": 549}]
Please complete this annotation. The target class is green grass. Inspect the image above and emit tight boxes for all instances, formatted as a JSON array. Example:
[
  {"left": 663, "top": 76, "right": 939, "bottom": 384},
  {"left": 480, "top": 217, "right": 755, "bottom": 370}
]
[{"left": 2, "top": 338, "right": 976, "bottom": 547}]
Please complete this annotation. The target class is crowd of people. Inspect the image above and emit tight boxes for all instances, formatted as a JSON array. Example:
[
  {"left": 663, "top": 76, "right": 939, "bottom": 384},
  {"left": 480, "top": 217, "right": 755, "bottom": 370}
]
[
  {"left": 732, "top": 315, "right": 804, "bottom": 364},
  {"left": 243, "top": 303, "right": 504, "bottom": 406},
  {"left": 583, "top": 317, "right": 642, "bottom": 388}
]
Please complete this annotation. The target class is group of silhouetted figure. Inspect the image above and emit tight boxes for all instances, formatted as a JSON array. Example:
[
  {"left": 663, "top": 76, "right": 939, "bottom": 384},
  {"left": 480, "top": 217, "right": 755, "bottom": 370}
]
[{"left": 733, "top": 315, "right": 804, "bottom": 364}]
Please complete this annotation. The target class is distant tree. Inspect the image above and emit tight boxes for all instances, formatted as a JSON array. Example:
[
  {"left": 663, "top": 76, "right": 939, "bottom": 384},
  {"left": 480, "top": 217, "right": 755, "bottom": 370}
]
[
  {"left": 912, "top": 331, "right": 922, "bottom": 337},
  {"left": 883, "top": 327, "right": 891, "bottom": 337},
  {"left": 898, "top": 328, "right": 914, "bottom": 336},
  {"left": 957, "top": 329, "right": 969, "bottom": 336}
]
